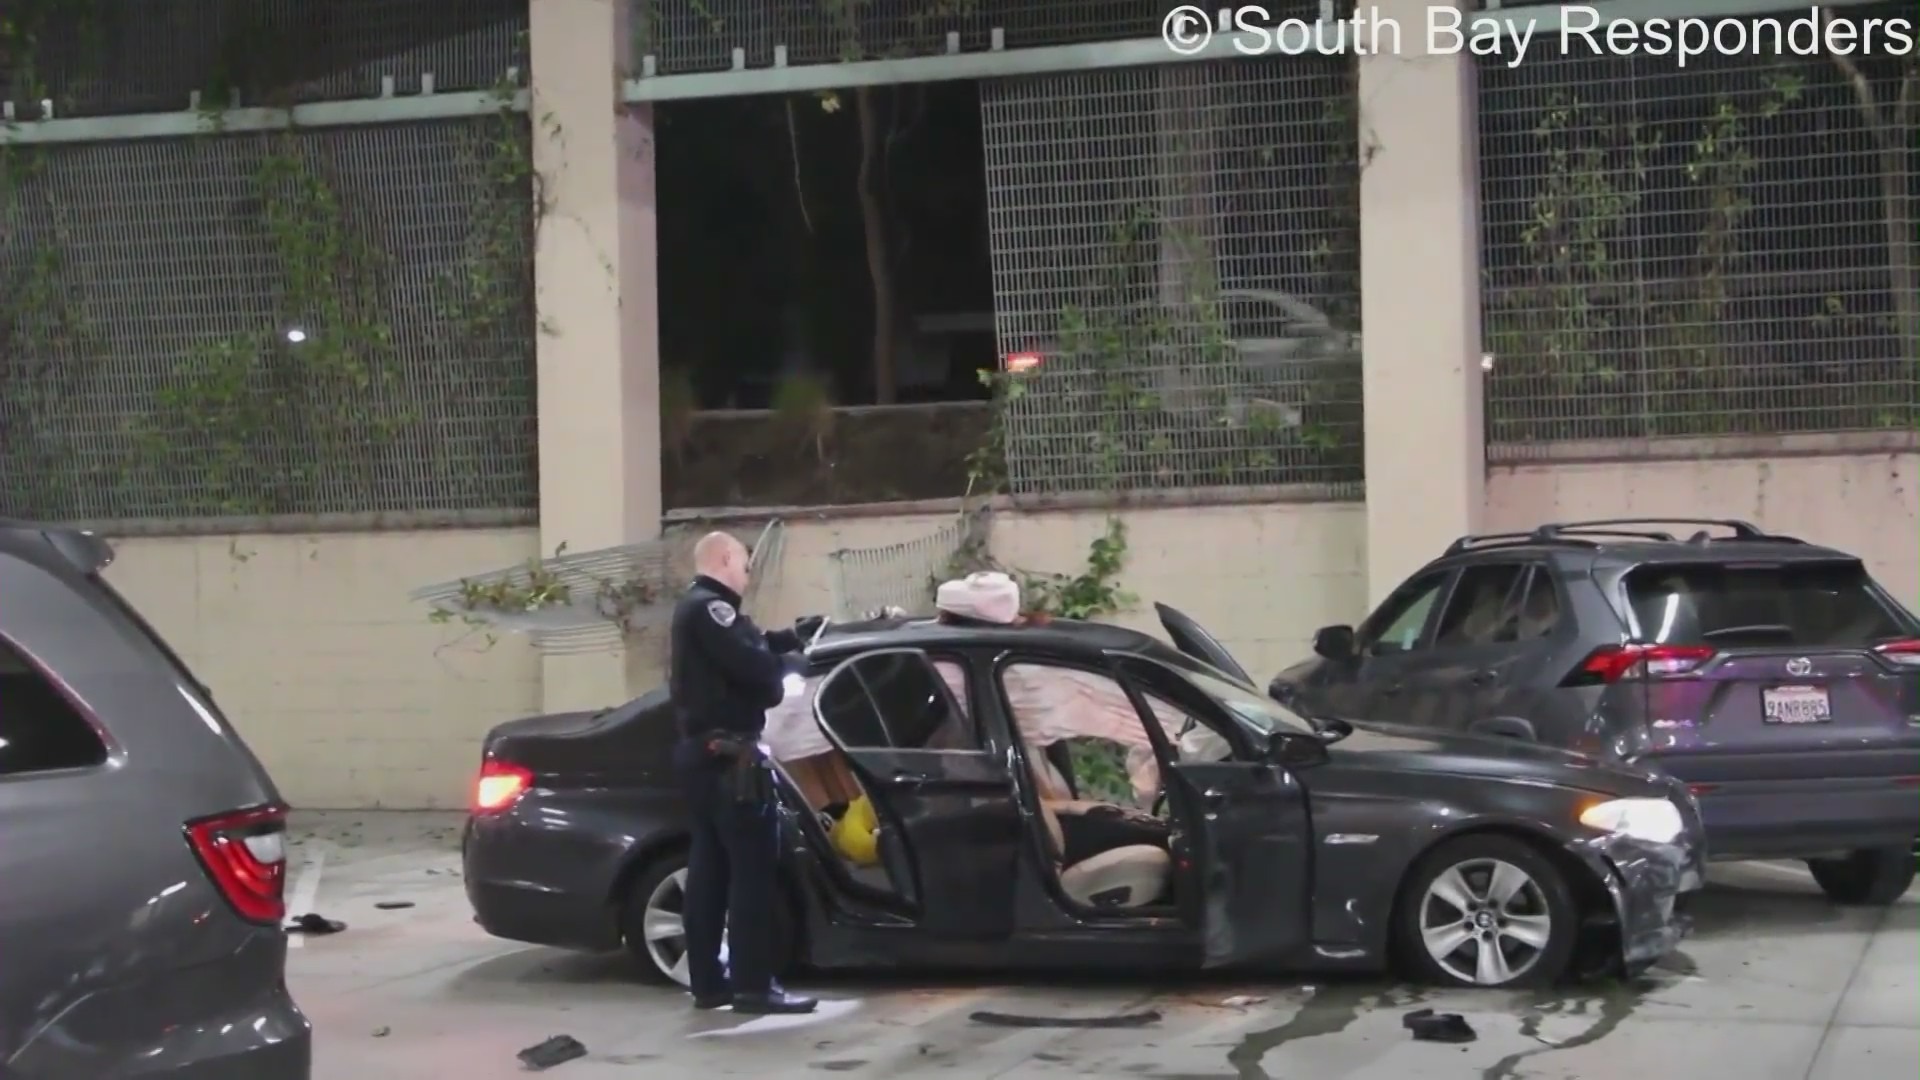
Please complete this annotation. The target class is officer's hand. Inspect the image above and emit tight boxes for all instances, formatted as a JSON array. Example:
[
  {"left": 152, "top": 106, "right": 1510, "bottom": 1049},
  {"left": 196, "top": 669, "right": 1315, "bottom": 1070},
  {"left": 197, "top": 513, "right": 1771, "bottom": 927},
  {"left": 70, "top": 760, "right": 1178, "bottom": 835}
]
[{"left": 792, "top": 615, "right": 828, "bottom": 644}]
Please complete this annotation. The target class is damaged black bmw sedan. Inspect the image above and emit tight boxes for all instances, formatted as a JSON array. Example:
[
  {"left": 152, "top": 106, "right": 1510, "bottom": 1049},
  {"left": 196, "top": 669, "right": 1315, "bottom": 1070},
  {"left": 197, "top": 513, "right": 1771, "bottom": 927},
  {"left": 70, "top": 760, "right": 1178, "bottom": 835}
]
[{"left": 462, "top": 604, "right": 1705, "bottom": 990}]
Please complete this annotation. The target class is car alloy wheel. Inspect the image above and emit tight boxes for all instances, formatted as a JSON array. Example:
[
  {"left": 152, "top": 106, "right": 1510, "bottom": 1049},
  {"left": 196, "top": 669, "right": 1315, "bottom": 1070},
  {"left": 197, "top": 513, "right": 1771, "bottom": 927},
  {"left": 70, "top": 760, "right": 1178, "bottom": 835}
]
[
  {"left": 639, "top": 866, "right": 725, "bottom": 987},
  {"left": 1418, "top": 857, "right": 1554, "bottom": 987}
]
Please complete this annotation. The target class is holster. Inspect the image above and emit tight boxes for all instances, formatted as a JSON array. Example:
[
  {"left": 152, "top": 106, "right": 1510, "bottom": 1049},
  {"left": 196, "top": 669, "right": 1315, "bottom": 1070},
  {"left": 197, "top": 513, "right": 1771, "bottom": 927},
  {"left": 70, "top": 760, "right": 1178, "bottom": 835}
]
[{"left": 703, "top": 734, "right": 774, "bottom": 805}]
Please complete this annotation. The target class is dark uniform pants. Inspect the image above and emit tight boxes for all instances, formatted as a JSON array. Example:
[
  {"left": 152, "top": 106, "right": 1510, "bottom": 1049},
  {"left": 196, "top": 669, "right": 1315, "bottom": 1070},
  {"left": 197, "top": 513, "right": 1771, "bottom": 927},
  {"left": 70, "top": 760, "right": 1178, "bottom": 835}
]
[{"left": 674, "top": 739, "right": 780, "bottom": 999}]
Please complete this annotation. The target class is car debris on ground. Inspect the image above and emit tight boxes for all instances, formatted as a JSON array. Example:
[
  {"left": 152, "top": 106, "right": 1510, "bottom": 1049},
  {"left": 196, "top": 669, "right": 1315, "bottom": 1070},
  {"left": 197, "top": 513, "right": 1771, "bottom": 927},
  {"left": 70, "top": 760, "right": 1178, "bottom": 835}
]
[
  {"left": 969, "top": 1009, "right": 1161, "bottom": 1029},
  {"left": 1402, "top": 1008, "right": 1477, "bottom": 1043},
  {"left": 286, "top": 913, "right": 346, "bottom": 935},
  {"left": 517, "top": 1034, "right": 588, "bottom": 1070}
]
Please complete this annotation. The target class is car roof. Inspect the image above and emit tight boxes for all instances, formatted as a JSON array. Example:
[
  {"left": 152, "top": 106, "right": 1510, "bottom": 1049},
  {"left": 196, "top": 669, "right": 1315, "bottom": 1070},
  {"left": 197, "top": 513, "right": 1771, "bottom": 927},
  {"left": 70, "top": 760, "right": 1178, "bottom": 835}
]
[
  {"left": 0, "top": 518, "right": 115, "bottom": 580},
  {"left": 1435, "top": 518, "right": 1858, "bottom": 571},
  {"left": 811, "top": 615, "right": 1191, "bottom": 666}
]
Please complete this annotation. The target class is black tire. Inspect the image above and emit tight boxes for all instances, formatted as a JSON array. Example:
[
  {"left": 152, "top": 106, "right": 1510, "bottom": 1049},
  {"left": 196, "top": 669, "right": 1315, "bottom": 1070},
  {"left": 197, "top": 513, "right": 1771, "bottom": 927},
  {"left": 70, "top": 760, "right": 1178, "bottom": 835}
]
[
  {"left": 1393, "top": 833, "right": 1581, "bottom": 990},
  {"left": 618, "top": 849, "right": 797, "bottom": 986},
  {"left": 1807, "top": 846, "right": 1916, "bottom": 906}
]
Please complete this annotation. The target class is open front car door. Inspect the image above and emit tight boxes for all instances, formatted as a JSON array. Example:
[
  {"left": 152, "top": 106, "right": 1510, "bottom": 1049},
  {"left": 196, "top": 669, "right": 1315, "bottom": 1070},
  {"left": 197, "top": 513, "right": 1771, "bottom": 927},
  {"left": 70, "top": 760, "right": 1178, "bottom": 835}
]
[
  {"left": 813, "top": 648, "right": 1022, "bottom": 938},
  {"left": 1115, "top": 655, "right": 1313, "bottom": 967}
]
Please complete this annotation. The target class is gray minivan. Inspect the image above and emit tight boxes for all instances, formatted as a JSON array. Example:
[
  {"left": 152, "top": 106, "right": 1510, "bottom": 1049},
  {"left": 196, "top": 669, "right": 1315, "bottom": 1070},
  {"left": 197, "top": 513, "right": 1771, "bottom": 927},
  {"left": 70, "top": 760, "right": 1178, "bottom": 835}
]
[{"left": 0, "top": 520, "right": 310, "bottom": 1078}]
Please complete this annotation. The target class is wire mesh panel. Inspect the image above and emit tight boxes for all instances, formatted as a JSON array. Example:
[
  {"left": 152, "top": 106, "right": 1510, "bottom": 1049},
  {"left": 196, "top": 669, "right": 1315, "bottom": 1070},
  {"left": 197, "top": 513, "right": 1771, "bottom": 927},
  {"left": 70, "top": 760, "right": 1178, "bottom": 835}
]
[
  {"left": 828, "top": 509, "right": 992, "bottom": 620},
  {"left": 1480, "top": 9, "right": 1919, "bottom": 457},
  {"left": 631, "top": 0, "right": 1327, "bottom": 76},
  {"left": 0, "top": 0, "right": 527, "bottom": 120},
  {"left": 410, "top": 522, "right": 785, "bottom": 655},
  {"left": 0, "top": 116, "right": 538, "bottom": 523},
  {"left": 981, "top": 57, "right": 1362, "bottom": 498}
]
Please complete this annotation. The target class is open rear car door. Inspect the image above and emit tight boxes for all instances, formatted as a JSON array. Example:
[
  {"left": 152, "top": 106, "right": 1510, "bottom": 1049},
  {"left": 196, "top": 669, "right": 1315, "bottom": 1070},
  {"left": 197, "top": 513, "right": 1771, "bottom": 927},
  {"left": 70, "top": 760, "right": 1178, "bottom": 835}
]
[
  {"left": 813, "top": 648, "right": 1022, "bottom": 938},
  {"left": 1114, "top": 655, "right": 1313, "bottom": 968},
  {"left": 1155, "top": 602, "right": 1255, "bottom": 686}
]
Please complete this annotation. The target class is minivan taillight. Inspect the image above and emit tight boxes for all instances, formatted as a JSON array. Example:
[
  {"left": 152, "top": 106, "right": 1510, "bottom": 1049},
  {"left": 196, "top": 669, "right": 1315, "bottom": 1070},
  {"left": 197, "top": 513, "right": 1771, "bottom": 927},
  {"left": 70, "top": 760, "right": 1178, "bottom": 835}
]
[
  {"left": 1873, "top": 639, "right": 1920, "bottom": 669},
  {"left": 185, "top": 804, "right": 288, "bottom": 925},
  {"left": 473, "top": 759, "right": 533, "bottom": 814},
  {"left": 1564, "top": 643, "right": 1716, "bottom": 686}
]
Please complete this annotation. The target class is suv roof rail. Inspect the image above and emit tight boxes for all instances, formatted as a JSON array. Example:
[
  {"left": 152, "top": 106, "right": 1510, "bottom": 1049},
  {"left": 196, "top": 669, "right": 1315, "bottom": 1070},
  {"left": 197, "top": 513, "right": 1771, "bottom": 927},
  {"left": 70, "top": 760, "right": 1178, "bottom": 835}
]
[{"left": 1441, "top": 518, "right": 1799, "bottom": 557}]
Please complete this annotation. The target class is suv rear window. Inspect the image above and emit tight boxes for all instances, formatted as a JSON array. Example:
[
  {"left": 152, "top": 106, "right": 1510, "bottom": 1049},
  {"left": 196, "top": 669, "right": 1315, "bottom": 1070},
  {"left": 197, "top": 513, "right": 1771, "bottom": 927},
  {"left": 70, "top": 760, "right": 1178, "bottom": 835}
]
[{"left": 1622, "top": 561, "right": 1910, "bottom": 648}]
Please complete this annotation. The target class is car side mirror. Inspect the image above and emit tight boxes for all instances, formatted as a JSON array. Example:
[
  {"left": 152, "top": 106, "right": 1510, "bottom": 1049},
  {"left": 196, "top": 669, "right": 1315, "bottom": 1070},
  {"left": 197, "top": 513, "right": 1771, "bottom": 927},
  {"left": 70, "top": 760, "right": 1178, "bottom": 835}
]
[
  {"left": 1312, "top": 625, "right": 1357, "bottom": 661},
  {"left": 1267, "top": 731, "right": 1329, "bottom": 768}
]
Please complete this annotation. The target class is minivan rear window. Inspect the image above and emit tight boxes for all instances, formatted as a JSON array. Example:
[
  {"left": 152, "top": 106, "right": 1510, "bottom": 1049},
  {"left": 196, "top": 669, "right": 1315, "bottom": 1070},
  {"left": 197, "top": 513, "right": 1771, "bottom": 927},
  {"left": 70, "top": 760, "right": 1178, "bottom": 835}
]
[{"left": 1622, "top": 561, "right": 1911, "bottom": 648}]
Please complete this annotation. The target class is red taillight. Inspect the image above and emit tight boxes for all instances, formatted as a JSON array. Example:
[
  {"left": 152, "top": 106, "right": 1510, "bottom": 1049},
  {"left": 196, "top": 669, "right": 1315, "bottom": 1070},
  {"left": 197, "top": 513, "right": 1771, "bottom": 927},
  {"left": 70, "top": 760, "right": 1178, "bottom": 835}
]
[
  {"left": 185, "top": 804, "right": 288, "bottom": 925},
  {"left": 1873, "top": 639, "right": 1920, "bottom": 668},
  {"left": 474, "top": 759, "right": 533, "bottom": 814},
  {"left": 1004, "top": 351, "right": 1041, "bottom": 373},
  {"left": 1565, "top": 643, "right": 1717, "bottom": 686},
  {"left": 1688, "top": 783, "right": 1719, "bottom": 797}
]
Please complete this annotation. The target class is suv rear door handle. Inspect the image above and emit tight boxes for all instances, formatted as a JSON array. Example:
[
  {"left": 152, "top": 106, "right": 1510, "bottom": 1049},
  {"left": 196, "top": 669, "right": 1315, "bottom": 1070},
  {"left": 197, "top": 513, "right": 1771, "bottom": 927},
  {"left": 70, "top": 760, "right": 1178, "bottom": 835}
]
[
  {"left": 1378, "top": 682, "right": 1404, "bottom": 697},
  {"left": 890, "top": 771, "right": 931, "bottom": 787},
  {"left": 1469, "top": 670, "right": 1497, "bottom": 686}
]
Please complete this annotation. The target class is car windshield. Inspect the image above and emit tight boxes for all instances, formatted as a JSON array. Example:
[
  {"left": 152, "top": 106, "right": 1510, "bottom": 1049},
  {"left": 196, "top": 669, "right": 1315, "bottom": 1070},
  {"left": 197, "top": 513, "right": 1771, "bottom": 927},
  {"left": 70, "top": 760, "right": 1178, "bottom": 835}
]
[{"left": 1179, "top": 664, "right": 1317, "bottom": 737}]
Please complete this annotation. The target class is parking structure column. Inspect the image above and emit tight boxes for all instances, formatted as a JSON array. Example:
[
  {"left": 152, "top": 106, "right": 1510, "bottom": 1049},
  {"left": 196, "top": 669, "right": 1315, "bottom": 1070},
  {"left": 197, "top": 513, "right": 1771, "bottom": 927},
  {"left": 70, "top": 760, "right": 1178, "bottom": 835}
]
[
  {"left": 529, "top": 0, "right": 664, "bottom": 711},
  {"left": 1358, "top": 0, "right": 1485, "bottom": 604}
]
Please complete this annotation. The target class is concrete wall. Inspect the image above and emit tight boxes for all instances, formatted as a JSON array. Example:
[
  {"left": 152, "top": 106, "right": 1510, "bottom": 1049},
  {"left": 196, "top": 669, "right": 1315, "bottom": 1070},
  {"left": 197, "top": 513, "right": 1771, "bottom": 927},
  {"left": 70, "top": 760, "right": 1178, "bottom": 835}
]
[
  {"left": 1487, "top": 446, "right": 1919, "bottom": 606},
  {"left": 105, "top": 528, "right": 543, "bottom": 810},
  {"left": 101, "top": 446, "right": 1916, "bottom": 809}
]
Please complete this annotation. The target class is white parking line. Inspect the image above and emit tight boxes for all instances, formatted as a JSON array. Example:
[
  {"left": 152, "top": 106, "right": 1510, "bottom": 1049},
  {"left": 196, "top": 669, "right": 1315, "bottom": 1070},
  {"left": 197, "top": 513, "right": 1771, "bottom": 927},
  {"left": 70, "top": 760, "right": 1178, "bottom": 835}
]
[{"left": 284, "top": 850, "right": 325, "bottom": 948}]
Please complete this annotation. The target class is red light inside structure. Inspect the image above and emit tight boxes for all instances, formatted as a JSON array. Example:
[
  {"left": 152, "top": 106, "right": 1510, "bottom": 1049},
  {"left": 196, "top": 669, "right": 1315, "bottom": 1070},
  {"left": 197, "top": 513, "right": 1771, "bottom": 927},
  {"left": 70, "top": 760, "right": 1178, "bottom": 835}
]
[{"left": 1004, "top": 352, "right": 1041, "bottom": 373}]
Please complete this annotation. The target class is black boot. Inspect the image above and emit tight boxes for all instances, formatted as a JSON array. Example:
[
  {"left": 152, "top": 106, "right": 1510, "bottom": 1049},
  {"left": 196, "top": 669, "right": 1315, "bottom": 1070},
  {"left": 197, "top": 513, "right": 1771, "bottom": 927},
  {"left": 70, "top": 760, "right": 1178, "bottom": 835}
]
[
  {"left": 731, "top": 990, "right": 817, "bottom": 1015},
  {"left": 690, "top": 991, "right": 731, "bottom": 1010}
]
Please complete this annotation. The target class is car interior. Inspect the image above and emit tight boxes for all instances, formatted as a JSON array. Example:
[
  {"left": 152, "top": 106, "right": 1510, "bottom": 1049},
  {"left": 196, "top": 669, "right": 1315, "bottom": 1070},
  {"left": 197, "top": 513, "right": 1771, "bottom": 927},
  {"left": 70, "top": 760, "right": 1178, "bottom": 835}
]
[{"left": 764, "top": 654, "right": 1237, "bottom": 920}]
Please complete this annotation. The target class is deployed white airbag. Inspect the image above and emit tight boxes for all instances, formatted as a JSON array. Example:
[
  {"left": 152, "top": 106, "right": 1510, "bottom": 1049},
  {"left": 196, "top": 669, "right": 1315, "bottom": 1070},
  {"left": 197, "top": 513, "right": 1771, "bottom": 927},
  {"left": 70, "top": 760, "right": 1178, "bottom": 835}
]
[{"left": 936, "top": 571, "right": 1021, "bottom": 624}]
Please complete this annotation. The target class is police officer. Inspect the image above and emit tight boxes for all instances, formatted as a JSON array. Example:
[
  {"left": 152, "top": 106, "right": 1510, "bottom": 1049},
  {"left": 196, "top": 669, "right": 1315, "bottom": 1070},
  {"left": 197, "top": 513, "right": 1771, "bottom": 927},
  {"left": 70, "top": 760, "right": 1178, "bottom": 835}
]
[{"left": 670, "top": 531, "right": 821, "bottom": 1015}]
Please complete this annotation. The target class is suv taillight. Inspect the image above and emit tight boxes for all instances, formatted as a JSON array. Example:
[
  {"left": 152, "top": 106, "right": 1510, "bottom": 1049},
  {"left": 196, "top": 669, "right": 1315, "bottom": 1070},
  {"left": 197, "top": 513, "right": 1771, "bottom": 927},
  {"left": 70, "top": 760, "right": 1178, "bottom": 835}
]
[
  {"left": 473, "top": 759, "right": 533, "bottom": 814},
  {"left": 185, "top": 804, "right": 288, "bottom": 925},
  {"left": 1873, "top": 639, "right": 1920, "bottom": 669},
  {"left": 1563, "top": 643, "right": 1716, "bottom": 686}
]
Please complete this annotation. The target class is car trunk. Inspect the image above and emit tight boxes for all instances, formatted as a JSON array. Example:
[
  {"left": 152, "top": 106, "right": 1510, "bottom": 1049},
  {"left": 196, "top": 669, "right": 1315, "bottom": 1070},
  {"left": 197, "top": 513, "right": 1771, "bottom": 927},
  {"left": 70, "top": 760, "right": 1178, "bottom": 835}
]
[{"left": 1600, "top": 558, "right": 1920, "bottom": 783}]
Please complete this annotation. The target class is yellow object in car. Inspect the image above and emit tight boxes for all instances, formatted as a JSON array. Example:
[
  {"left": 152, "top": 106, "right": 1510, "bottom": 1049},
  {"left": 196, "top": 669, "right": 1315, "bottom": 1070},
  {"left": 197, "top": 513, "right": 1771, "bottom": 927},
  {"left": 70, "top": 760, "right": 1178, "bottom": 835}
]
[{"left": 831, "top": 795, "right": 880, "bottom": 866}]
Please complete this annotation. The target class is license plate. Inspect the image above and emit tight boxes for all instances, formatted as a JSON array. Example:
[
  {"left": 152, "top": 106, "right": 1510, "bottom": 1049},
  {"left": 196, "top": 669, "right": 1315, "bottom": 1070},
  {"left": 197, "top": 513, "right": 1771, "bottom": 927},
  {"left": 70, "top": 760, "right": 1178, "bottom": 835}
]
[{"left": 1761, "top": 685, "right": 1831, "bottom": 724}]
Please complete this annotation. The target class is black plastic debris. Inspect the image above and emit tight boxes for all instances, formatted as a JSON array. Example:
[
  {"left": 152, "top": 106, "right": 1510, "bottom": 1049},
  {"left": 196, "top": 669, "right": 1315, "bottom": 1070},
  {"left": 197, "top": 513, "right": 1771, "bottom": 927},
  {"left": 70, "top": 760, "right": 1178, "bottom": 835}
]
[
  {"left": 969, "top": 1009, "right": 1161, "bottom": 1029},
  {"left": 374, "top": 901, "right": 415, "bottom": 910},
  {"left": 286, "top": 913, "right": 345, "bottom": 935},
  {"left": 1402, "top": 1008, "right": 1477, "bottom": 1044},
  {"left": 518, "top": 1035, "right": 587, "bottom": 1070}
]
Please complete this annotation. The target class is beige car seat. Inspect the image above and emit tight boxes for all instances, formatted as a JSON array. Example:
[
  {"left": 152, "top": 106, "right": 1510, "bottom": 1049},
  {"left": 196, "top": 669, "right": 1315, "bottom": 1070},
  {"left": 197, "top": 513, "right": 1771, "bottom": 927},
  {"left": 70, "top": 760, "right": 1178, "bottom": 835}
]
[
  {"left": 1035, "top": 798, "right": 1171, "bottom": 909},
  {"left": 1026, "top": 745, "right": 1170, "bottom": 909}
]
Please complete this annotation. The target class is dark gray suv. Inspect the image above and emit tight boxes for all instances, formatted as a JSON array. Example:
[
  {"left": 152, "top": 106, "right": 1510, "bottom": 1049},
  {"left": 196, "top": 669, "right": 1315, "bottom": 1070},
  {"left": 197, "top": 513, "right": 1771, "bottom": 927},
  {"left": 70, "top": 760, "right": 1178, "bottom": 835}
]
[
  {"left": 0, "top": 521, "right": 311, "bottom": 1078},
  {"left": 1272, "top": 518, "right": 1920, "bottom": 906}
]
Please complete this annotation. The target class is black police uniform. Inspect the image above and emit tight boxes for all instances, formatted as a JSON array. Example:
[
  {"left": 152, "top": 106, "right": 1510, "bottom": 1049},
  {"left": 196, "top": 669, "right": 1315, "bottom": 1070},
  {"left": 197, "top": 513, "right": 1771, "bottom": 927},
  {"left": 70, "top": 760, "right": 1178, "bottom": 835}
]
[{"left": 668, "top": 574, "right": 817, "bottom": 1014}]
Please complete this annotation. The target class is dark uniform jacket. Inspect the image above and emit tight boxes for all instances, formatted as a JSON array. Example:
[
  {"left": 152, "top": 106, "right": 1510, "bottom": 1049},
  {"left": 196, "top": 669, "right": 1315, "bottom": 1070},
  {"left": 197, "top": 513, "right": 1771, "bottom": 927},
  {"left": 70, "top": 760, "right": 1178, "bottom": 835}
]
[{"left": 668, "top": 575, "right": 803, "bottom": 741}]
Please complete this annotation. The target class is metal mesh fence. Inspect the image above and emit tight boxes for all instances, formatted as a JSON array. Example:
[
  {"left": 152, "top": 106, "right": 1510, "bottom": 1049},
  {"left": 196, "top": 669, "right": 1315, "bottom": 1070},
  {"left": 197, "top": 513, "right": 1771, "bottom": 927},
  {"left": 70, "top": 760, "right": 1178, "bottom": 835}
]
[
  {"left": 980, "top": 57, "right": 1362, "bottom": 498},
  {"left": 828, "top": 509, "right": 992, "bottom": 620},
  {"left": 632, "top": 1, "right": 1330, "bottom": 76},
  {"left": 1480, "top": 19, "right": 1919, "bottom": 456},
  {"left": 0, "top": 115, "right": 539, "bottom": 523},
  {"left": 1, "top": 0, "right": 527, "bottom": 120}
]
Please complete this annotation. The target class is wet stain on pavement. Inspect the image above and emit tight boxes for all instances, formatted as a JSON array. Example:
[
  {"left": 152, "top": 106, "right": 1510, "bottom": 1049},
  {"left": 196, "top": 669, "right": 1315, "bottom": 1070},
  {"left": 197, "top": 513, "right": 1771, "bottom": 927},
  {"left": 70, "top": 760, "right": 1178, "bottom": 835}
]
[
  {"left": 1225, "top": 983, "right": 1426, "bottom": 1080},
  {"left": 1478, "top": 955, "right": 1696, "bottom": 1080},
  {"left": 809, "top": 1060, "right": 867, "bottom": 1071}
]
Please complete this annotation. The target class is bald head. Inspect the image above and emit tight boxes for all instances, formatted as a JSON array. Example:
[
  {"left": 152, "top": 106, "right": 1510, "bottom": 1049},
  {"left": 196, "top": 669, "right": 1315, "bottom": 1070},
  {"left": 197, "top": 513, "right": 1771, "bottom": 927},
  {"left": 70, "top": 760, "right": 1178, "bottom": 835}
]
[{"left": 693, "top": 531, "right": 750, "bottom": 594}]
